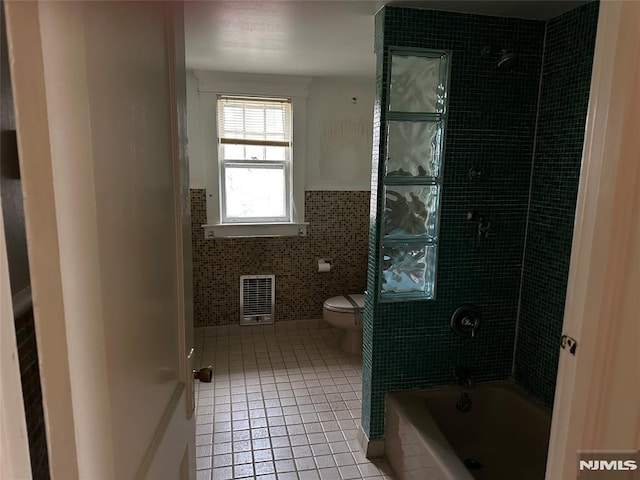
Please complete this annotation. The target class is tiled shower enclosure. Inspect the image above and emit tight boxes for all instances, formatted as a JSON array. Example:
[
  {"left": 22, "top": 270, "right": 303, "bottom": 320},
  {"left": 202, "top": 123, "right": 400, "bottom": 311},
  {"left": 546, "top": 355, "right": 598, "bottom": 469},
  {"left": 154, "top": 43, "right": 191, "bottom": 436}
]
[{"left": 363, "top": 2, "right": 599, "bottom": 440}]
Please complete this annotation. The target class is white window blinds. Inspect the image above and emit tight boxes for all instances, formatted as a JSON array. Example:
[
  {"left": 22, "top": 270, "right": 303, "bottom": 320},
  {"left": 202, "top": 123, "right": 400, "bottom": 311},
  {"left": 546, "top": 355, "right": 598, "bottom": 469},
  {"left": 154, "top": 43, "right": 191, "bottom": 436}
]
[{"left": 218, "top": 96, "right": 292, "bottom": 146}]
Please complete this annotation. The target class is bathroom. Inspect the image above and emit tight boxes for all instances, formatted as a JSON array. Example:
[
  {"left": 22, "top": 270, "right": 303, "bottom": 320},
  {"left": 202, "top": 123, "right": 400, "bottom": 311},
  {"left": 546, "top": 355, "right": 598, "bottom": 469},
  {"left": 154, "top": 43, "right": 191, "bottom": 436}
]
[
  {"left": 4, "top": 0, "right": 639, "bottom": 477},
  {"left": 186, "top": 1, "right": 600, "bottom": 479}
]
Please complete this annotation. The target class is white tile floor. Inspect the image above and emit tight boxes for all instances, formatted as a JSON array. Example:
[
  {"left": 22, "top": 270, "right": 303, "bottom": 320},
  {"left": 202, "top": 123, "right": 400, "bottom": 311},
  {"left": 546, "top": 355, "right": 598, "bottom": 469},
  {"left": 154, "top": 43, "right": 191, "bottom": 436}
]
[{"left": 193, "top": 321, "right": 396, "bottom": 480}]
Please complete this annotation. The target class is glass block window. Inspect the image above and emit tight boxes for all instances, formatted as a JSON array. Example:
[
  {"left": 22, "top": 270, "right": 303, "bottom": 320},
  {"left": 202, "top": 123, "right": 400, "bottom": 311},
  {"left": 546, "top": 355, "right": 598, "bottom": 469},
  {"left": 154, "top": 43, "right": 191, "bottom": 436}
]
[
  {"left": 383, "top": 185, "right": 440, "bottom": 240},
  {"left": 379, "top": 49, "right": 449, "bottom": 301},
  {"left": 381, "top": 242, "right": 437, "bottom": 298},
  {"left": 389, "top": 54, "right": 447, "bottom": 113},
  {"left": 386, "top": 120, "right": 444, "bottom": 178}
]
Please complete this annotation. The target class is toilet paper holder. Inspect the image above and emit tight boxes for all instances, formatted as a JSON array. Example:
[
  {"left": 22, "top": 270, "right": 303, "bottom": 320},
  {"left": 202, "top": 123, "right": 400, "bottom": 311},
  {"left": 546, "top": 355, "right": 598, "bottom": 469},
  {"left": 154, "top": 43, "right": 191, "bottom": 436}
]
[{"left": 317, "top": 258, "right": 333, "bottom": 272}]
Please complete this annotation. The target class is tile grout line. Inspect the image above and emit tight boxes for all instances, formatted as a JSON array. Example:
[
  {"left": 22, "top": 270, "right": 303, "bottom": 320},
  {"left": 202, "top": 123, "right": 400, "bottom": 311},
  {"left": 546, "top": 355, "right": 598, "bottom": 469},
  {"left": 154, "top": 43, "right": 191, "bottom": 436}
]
[{"left": 195, "top": 326, "right": 394, "bottom": 480}]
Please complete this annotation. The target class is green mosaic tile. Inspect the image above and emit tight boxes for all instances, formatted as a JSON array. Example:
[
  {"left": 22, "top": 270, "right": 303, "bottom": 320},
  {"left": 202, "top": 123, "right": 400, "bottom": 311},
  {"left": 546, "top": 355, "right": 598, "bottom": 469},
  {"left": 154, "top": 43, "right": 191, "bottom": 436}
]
[
  {"left": 364, "top": 6, "right": 545, "bottom": 440},
  {"left": 362, "top": 2, "right": 598, "bottom": 441},
  {"left": 361, "top": 8, "right": 387, "bottom": 434},
  {"left": 515, "top": 1, "right": 599, "bottom": 407}
]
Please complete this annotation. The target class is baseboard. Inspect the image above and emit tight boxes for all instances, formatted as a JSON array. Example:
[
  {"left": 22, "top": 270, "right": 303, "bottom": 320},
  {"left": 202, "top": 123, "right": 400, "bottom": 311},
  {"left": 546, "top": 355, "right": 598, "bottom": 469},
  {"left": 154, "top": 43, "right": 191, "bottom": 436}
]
[
  {"left": 194, "top": 318, "right": 330, "bottom": 337},
  {"left": 357, "top": 425, "right": 385, "bottom": 458}
]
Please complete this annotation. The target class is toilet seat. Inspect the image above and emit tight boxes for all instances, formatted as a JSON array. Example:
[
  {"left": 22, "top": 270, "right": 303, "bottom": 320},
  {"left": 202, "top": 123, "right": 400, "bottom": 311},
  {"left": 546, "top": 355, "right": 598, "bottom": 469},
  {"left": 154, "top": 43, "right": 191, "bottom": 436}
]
[{"left": 323, "top": 294, "right": 364, "bottom": 313}]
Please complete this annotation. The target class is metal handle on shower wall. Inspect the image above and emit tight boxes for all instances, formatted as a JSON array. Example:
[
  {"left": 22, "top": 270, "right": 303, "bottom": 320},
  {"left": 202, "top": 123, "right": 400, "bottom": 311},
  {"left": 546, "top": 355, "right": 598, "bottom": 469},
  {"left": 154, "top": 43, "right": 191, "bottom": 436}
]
[
  {"left": 460, "top": 315, "right": 480, "bottom": 337},
  {"left": 451, "top": 305, "right": 481, "bottom": 338},
  {"left": 467, "top": 211, "right": 492, "bottom": 243}
]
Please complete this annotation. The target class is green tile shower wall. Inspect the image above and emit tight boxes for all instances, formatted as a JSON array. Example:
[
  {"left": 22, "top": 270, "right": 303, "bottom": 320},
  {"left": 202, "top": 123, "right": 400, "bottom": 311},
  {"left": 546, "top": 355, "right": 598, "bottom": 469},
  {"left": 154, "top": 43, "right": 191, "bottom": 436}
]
[
  {"left": 364, "top": 7, "right": 546, "bottom": 440},
  {"left": 515, "top": 2, "right": 599, "bottom": 406}
]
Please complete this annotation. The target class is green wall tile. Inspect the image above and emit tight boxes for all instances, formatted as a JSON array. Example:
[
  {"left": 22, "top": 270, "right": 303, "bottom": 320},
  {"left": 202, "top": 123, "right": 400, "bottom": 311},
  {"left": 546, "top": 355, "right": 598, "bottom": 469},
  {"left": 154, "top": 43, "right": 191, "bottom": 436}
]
[
  {"left": 364, "top": 6, "right": 545, "bottom": 440},
  {"left": 515, "top": 1, "right": 599, "bottom": 407},
  {"left": 362, "top": 2, "right": 598, "bottom": 440}
]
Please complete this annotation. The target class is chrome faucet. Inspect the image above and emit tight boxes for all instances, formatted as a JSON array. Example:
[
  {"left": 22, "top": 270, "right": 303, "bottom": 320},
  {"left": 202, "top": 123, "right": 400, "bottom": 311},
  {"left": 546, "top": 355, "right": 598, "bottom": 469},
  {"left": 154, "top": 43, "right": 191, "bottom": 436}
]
[
  {"left": 455, "top": 365, "right": 475, "bottom": 388},
  {"left": 460, "top": 314, "right": 480, "bottom": 338},
  {"left": 467, "top": 210, "right": 492, "bottom": 243},
  {"left": 456, "top": 392, "right": 473, "bottom": 412},
  {"left": 450, "top": 305, "right": 481, "bottom": 339}
]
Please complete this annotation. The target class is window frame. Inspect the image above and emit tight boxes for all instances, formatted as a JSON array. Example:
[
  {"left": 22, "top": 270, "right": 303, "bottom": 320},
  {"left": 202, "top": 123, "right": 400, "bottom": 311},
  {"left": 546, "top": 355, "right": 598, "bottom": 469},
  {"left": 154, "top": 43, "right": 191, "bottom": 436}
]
[
  {"left": 220, "top": 161, "right": 292, "bottom": 224},
  {"left": 195, "top": 72, "right": 310, "bottom": 239},
  {"left": 217, "top": 95, "right": 293, "bottom": 224}
]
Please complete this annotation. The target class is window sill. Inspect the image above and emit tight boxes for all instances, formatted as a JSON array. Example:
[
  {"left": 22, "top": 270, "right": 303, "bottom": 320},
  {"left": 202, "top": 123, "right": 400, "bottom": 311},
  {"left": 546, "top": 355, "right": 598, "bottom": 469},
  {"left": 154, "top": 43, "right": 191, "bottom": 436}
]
[{"left": 202, "top": 222, "right": 309, "bottom": 239}]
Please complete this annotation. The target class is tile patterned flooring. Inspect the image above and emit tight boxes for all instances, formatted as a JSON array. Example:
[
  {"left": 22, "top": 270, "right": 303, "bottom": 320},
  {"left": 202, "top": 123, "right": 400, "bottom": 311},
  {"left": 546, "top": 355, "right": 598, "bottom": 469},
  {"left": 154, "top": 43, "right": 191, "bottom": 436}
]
[{"left": 194, "top": 322, "right": 396, "bottom": 480}]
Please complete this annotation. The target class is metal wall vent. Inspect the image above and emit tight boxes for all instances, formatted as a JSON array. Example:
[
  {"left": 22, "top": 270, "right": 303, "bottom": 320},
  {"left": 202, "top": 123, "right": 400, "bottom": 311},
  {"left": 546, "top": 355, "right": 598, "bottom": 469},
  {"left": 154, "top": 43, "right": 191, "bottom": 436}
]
[{"left": 240, "top": 275, "right": 275, "bottom": 325}]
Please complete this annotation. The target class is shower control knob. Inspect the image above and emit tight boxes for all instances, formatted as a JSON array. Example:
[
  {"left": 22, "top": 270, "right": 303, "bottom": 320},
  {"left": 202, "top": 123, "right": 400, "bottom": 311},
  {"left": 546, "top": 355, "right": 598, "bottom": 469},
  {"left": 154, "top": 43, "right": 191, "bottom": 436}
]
[
  {"left": 451, "top": 305, "right": 481, "bottom": 339},
  {"left": 468, "top": 166, "right": 482, "bottom": 179}
]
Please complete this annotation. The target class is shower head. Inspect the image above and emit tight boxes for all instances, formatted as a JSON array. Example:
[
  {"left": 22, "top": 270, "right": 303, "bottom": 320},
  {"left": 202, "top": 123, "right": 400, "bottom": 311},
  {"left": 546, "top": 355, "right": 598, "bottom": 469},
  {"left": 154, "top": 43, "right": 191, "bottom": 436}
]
[
  {"left": 481, "top": 45, "right": 518, "bottom": 71},
  {"left": 497, "top": 51, "right": 518, "bottom": 70}
]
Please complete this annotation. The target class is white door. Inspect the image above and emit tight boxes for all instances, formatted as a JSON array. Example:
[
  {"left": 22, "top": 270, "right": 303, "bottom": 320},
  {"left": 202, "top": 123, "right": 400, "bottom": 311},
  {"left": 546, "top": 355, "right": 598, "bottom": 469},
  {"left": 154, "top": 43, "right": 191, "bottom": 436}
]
[{"left": 4, "top": 1, "right": 195, "bottom": 478}]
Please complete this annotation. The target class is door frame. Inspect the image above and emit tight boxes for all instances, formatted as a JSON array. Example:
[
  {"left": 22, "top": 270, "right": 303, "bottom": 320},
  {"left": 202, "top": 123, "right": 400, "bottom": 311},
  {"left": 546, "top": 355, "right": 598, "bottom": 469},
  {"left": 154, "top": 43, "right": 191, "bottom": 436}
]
[
  {"left": 4, "top": 2, "right": 80, "bottom": 476},
  {"left": 546, "top": 1, "right": 640, "bottom": 478},
  {"left": 0, "top": 205, "right": 32, "bottom": 479},
  {"left": 0, "top": 1, "right": 32, "bottom": 477}
]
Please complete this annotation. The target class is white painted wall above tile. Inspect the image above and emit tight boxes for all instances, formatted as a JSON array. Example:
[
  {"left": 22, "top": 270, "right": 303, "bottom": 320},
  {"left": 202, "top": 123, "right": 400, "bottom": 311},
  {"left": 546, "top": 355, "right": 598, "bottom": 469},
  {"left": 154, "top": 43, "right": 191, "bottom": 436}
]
[
  {"left": 186, "top": 70, "right": 374, "bottom": 191},
  {"left": 186, "top": 71, "right": 205, "bottom": 188},
  {"left": 305, "top": 77, "right": 374, "bottom": 191}
]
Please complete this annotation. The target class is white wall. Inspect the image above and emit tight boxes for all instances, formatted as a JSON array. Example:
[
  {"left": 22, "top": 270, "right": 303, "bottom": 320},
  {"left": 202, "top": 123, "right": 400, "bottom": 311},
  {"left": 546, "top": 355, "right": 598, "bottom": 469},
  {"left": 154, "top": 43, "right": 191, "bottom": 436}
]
[
  {"left": 186, "top": 72, "right": 205, "bottom": 188},
  {"left": 186, "top": 71, "right": 374, "bottom": 191},
  {"left": 305, "top": 77, "right": 374, "bottom": 190}
]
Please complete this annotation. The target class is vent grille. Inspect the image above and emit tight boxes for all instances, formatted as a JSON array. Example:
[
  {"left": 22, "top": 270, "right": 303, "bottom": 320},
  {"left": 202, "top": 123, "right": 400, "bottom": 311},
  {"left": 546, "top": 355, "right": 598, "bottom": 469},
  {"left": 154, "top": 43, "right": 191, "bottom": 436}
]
[{"left": 240, "top": 275, "right": 275, "bottom": 325}]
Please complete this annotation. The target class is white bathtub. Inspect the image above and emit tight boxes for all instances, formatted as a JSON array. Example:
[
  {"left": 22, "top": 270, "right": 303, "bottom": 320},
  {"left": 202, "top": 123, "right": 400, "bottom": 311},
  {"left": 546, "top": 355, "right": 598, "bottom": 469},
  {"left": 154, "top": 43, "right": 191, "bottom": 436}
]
[{"left": 385, "top": 382, "right": 551, "bottom": 480}]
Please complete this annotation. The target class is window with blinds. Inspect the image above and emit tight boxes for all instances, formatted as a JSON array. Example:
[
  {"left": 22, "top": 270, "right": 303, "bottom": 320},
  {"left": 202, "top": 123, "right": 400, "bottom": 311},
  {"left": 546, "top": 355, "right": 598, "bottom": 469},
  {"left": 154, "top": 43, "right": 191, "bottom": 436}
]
[{"left": 217, "top": 96, "right": 293, "bottom": 223}]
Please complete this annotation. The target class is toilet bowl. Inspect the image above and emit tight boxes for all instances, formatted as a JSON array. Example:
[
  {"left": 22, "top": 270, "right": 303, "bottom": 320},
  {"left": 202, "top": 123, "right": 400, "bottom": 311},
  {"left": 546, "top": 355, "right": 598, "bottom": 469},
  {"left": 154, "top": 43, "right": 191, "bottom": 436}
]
[{"left": 323, "top": 294, "right": 364, "bottom": 354}]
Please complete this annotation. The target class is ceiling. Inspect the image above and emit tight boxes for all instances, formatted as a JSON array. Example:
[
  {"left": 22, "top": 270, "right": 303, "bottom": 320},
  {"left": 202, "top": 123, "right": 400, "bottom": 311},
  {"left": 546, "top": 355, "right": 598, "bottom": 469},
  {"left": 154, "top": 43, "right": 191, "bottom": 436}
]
[{"left": 184, "top": 1, "right": 588, "bottom": 77}]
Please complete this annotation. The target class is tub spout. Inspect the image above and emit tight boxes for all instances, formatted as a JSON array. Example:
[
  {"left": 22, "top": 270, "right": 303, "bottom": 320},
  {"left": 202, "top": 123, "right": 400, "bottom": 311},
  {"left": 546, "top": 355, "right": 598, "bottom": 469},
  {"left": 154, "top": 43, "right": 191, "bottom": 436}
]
[
  {"left": 456, "top": 392, "right": 473, "bottom": 412},
  {"left": 455, "top": 365, "right": 475, "bottom": 388}
]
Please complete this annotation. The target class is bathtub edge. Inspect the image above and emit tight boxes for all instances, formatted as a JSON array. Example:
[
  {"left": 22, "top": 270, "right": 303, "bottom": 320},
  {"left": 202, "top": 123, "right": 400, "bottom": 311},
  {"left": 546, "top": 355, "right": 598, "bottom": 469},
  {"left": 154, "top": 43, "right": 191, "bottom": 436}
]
[{"left": 385, "top": 391, "right": 475, "bottom": 480}]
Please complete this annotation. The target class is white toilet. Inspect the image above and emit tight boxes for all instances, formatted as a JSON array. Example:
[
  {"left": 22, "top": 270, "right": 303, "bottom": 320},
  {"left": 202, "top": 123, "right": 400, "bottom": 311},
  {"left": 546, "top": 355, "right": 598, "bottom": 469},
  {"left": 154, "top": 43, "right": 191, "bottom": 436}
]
[{"left": 322, "top": 294, "right": 364, "bottom": 354}]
